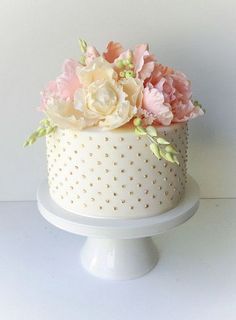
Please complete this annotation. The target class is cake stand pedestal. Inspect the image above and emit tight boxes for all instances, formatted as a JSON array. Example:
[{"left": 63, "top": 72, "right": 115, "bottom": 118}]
[{"left": 37, "top": 175, "right": 199, "bottom": 280}]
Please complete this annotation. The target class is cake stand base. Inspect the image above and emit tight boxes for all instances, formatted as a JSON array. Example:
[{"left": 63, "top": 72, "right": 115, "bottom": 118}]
[
  {"left": 80, "top": 237, "right": 158, "bottom": 280},
  {"left": 37, "top": 175, "right": 199, "bottom": 280}
]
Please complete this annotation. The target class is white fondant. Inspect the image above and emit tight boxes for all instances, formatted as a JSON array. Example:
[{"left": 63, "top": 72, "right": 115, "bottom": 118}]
[{"left": 46, "top": 122, "right": 188, "bottom": 218}]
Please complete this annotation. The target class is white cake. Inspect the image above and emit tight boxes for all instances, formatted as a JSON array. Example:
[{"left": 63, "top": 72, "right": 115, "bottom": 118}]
[{"left": 46, "top": 122, "right": 188, "bottom": 219}]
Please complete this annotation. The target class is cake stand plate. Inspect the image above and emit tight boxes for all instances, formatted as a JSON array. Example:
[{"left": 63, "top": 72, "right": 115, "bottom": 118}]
[{"left": 37, "top": 175, "right": 199, "bottom": 280}]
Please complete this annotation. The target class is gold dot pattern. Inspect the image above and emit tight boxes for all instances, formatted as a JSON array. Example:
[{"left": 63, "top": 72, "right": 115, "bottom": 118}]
[{"left": 46, "top": 123, "right": 188, "bottom": 219}]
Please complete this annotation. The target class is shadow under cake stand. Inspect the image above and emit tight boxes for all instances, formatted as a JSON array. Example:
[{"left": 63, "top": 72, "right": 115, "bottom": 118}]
[{"left": 37, "top": 175, "right": 199, "bottom": 280}]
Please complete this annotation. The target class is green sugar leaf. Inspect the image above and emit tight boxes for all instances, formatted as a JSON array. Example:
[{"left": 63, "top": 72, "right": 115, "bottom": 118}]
[
  {"left": 146, "top": 126, "right": 157, "bottom": 137},
  {"left": 150, "top": 143, "right": 161, "bottom": 160}
]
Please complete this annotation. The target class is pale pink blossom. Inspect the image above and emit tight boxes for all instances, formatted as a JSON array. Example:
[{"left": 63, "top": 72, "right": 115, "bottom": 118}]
[
  {"left": 142, "top": 63, "right": 204, "bottom": 124},
  {"left": 40, "top": 59, "right": 81, "bottom": 111},
  {"left": 141, "top": 85, "right": 173, "bottom": 125},
  {"left": 133, "top": 44, "right": 156, "bottom": 80},
  {"left": 85, "top": 46, "right": 100, "bottom": 65},
  {"left": 103, "top": 41, "right": 124, "bottom": 63}
]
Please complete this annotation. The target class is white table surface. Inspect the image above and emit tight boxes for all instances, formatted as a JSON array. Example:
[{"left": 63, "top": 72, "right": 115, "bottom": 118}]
[{"left": 0, "top": 199, "right": 235, "bottom": 320}]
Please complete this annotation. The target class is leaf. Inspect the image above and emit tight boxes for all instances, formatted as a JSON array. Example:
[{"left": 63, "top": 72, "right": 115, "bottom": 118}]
[
  {"left": 150, "top": 143, "right": 161, "bottom": 160},
  {"left": 165, "top": 145, "right": 178, "bottom": 154},
  {"left": 79, "top": 39, "right": 87, "bottom": 53},
  {"left": 156, "top": 137, "right": 170, "bottom": 145},
  {"left": 173, "top": 155, "right": 180, "bottom": 165},
  {"left": 146, "top": 126, "right": 157, "bottom": 137},
  {"left": 38, "top": 128, "right": 47, "bottom": 137},
  {"left": 134, "top": 127, "right": 146, "bottom": 136}
]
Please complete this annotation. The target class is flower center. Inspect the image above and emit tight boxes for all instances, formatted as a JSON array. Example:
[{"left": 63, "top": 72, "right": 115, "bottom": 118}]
[{"left": 87, "top": 81, "right": 117, "bottom": 116}]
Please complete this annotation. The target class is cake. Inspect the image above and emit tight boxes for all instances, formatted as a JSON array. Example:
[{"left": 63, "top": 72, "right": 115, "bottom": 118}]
[{"left": 25, "top": 40, "right": 204, "bottom": 219}]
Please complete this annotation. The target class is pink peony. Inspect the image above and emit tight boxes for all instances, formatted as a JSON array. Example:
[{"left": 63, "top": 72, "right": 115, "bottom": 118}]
[
  {"left": 141, "top": 63, "right": 204, "bottom": 124},
  {"left": 141, "top": 85, "right": 173, "bottom": 125},
  {"left": 133, "top": 44, "right": 156, "bottom": 80},
  {"left": 40, "top": 59, "right": 81, "bottom": 111},
  {"left": 103, "top": 41, "right": 124, "bottom": 63}
]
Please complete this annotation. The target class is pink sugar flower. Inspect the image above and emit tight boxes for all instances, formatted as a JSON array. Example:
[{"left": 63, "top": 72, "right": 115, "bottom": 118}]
[
  {"left": 133, "top": 44, "right": 156, "bottom": 80},
  {"left": 142, "top": 85, "right": 173, "bottom": 125},
  {"left": 40, "top": 59, "right": 81, "bottom": 111},
  {"left": 103, "top": 41, "right": 124, "bottom": 63}
]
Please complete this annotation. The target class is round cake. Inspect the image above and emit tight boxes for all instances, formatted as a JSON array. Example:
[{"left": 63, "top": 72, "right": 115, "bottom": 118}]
[
  {"left": 24, "top": 39, "right": 204, "bottom": 220},
  {"left": 46, "top": 122, "right": 188, "bottom": 218}
]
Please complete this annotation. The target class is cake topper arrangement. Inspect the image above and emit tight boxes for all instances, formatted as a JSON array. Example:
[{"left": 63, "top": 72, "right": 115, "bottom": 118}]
[{"left": 24, "top": 40, "right": 204, "bottom": 164}]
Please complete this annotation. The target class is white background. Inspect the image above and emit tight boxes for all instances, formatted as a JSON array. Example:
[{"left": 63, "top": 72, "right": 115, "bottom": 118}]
[{"left": 0, "top": 0, "right": 236, "bottom": 200}]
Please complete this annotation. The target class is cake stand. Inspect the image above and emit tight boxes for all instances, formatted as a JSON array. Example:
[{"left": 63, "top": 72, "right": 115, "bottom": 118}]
[{"left": 37, "top": 175, "right": 199, "bottom": 280}]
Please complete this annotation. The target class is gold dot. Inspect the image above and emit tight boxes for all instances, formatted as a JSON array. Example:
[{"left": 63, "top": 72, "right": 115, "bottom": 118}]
[
  {"left": 121, "top": 154, "right": 124, "bottom": 158},
  {"left": 137, "top": 183, "right": 142, "bottom": 187},
  {"left": 82, "top": 174, "right": 86, "bottom": 179},
  {"left": 159, "top": 186, "right": 162, "bottom": 190},
  {"left": 129, "top": 177, "right": 133, "bottom": 181},
  {"left": 114, "top": 176, "right": 117, "bottom": 181},
  {"left": 106, "top": 184, "right": 110, "bottom": 188},
  {"left": 113, "top": 146, "right": 117, "bottom": 149},
  {"left": 90, "top": 168, "right": 94, "bottom": 172},
  {"left": 89, "top": 153, "right": 93, "bottom": 157},
  {"left": 130, "top": 191, "right": 134, "bottom": 195},
  {"left": 106, "top": 199, "right": 110, "bottom": 203},
  {"left": 99, "top": 206, "right": 102, "bottom": 210},
  {"left": 105, "top": 169, "right": 109, "bottom": 173},
  {"left": 84, "top": 203, "right": 87, "bottom": 207},
  {"left": 138, "top": 198, "right": 141, "bottom": 202},
  {"left": 90, "top": 183, "right": 93, "bottom": 187},
  {"left": 144, "top": 174, "right": 148, "bottom": 178},
  {"left": 121, "top": 169, "right": 125, "bottom": 173},
  {"left": 74, "top": 150, "right": 78, "bottom": 154},
  {"left": 165, "top": 191, "right": 169, "bottom": 196},
  {"left": 163, "top": 162, "right": 168, "bottom": 167},
  {"left": 98, "top": 191, "right": 102, "bottom": 195},
  {"left": 130, "top": 206, "right": 134, "bottom": 210},
  {"left": 105, "top": 153, "right": 109, "bottom": 157},
  {"left": 113, "top": 162, "right": 117, "bottom": 166},
  {"left": 97, "top": 145, "right": 101, "bottom": 149},
  {"left": 138, "top": 168, "right": 142, "bottom": 172},
  {"left": 152, "top": 180, "right": 156, "bottom": 184},
  {"left": 130, "top": 161, "right": 134, "bottom": 165},
  {"left": 83, "top": 189, "right": 87, "bottom": 193},
  {"left": 163, "top": 177, "right": 167, "bottom": 181},
  {"left": 97, "top": 177, "right": 101, "bottom": 180},
  {"left": 75, "top": 165, "right": 79, "bottom": 169},
  {"left": 145, "top": 159, "right": 149, "bottom": 163},
  {"left": 70, "top": 200, "right": 74, "bottom": 204},
  {"left": 97, "top": 161, "right": 101, "bottom": 165},
  {"left": 122, "top": 184, "right": 126, "bottom": 188},
  {"left": 105, "top": 137, "right": 109, "bottom": 141},
  {"left": 113, "top": 207, "right": 117, "bottom": 211},
  {"left": 159, "top": 201, "right": 162, "bottom": 205},
  {"left": 81, "top": 144, "right": 85, "bottom": 148},
  {"left": 128, "top": 146, "right": 132, "bottom": 149},
  {"left": 120, "top": 137, "right": 124, "bottom": 141},
  {"left": 158, "top": 171, "right": 162, "bottom": 175},
  {"left": 152, "top": 195, "right": 156, "bottom": 199},
  {"left": 137, "top": 153, "right": 141, "bottom": 157},
  {"left": 113, "top": 193, "right": 117, "bottom": 196},
  {"left": 91, "top": 197, "right": 95, "bottom": 202},
  {"left": 145, "top": 190, "right": 149, "bottom": 194},
  {"left": 89, "top": 136, "right": 92, "bottom": 141},
  {"left": 70, "top": 186, "right": 74, "bottom": 190},
  {"left": 121, "top": 200, "right": 125, "bottom": 203},
  {"left": 145, "top": 204, "right": 149, "bottom": 208}
]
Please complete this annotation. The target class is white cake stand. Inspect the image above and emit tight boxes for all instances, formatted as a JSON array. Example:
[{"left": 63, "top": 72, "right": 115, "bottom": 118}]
[{"left": 37, "top": 175, "right": 199, "bottom": 280}]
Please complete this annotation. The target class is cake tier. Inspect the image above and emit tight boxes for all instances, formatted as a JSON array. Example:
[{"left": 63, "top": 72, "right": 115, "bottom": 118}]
[{"left": 46, "top": 122, "right": 188, "bottom": 219}]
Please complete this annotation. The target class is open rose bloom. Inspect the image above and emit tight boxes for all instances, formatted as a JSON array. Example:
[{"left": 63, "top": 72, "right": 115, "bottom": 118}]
[{"left": 39, "top": 40, "right": 204, "bottom": 131}]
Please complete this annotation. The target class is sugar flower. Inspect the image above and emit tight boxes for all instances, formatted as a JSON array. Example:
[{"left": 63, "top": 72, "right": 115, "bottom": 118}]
[{"left": 74, "top": 57, "right": 141, "bottom": 130}]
